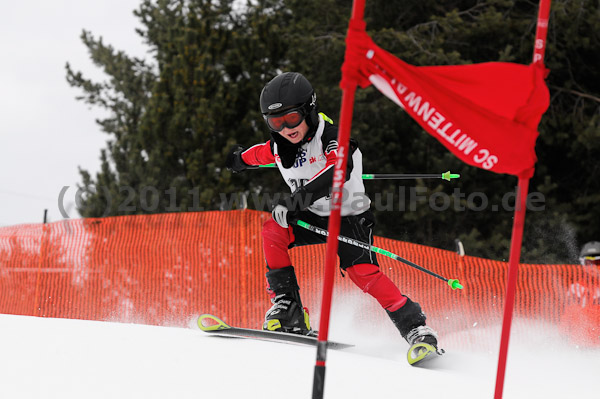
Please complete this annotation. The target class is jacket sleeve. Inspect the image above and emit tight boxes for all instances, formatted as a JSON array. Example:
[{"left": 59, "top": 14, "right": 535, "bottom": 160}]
[
  {"left": 241, "top": 141, "right": 276, "bottom": 166},
  {"left": 291, "top": 125, "right": 356, "bottom": 209}
]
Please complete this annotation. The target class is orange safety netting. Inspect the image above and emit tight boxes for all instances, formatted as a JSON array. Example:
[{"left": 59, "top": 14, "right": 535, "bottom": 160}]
[{"left": 0, "top": 210, "right": 597, "bottom": 347}]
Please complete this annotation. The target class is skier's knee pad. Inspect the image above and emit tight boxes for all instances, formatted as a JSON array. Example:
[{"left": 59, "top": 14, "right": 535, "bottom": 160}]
[{"left": 346, "top": 263, "right": 407, "bottom": 311}]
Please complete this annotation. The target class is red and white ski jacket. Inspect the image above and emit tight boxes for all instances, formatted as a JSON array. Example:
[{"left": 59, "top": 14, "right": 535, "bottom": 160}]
[{"left": 241, "top": 114, "right": 370, "bottom": 217}]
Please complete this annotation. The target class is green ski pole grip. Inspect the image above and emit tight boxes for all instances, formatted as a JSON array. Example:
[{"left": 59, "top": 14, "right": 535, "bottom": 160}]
[
  {"left": 441, "top": 171, "right": 461, "bottom": 181},
  {"left": 447, "top": 279, "right": 463, "bottom": 290}
]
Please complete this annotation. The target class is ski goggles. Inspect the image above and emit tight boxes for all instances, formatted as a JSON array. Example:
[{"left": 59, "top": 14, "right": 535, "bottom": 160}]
[
  {"left": 264, "top": 108, "right": 305, "bottom": 132},
  {"left": 581, "top": 255, "right": 600, "bottom": 267}
]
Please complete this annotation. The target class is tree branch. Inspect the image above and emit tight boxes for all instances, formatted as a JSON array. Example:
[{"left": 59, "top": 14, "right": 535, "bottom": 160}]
[{"left": 550, "top": 85, "right": 600, "bottom": 103}]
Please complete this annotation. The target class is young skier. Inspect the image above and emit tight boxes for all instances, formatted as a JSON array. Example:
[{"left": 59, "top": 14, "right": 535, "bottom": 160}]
[{"left": 225, "top": 72, "right": 439, "bottom": 350}]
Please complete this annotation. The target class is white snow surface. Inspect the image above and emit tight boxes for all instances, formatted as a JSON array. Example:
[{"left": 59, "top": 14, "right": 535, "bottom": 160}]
[{"left": 0, "top": 313, "right": 598, "bottom": 399}]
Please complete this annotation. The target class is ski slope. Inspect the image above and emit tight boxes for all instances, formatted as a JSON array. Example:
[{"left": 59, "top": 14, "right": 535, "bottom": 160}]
[{"left": 0, "top": 313, "right": 597, "bottom": 398}]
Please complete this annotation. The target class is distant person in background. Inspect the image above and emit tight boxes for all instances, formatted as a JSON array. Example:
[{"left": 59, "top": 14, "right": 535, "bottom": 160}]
[
  {"left": 560, "top": 241, "right": 600, "bottom": 346},
  {"left": 579, "top": 242, "right": 600, "bottom": 267},
  {"left": 568, "top": 241, "right": 600, "bottom": 306}
]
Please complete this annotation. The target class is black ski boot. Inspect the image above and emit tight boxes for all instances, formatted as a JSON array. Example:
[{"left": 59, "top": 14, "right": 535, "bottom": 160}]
[
  {"left": 263, "top": 266, "right": 312, "bottom": 335},
  {"left": 386, "top": 296, "right": 439, "bottom": 348},
  {"left": 387, "top": 296, "right": 443, "bottom": 363},
  {"left": 405, "top": 326, "right": 439, "bottom": 347}
]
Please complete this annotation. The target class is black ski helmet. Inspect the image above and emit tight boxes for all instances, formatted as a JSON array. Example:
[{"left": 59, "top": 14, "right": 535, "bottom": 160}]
[{"left": 260, "top": 72, "right": 318, "bottom": 130}]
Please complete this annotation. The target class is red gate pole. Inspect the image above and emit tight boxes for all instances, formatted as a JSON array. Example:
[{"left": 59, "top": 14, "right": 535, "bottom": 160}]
[
  {"left": 494, "top": 1, "right": 550, "bottom": 398},
  {"left": 311, "top": 1, "right": 365, "bottom": 398},
  {"left": 493, "top": 177, "right": 530, "bottom": 399},
  {"left": 532, "top": 0, "right": 552, "bottom": 66}
]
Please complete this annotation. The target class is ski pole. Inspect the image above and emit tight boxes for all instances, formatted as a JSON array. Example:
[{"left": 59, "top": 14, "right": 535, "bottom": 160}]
[
  {"left": 258, "top": 164, "right": 460, "bottom": 181},
  {"left": 362, "top": 172, "right": 460, "bottom": 182},
  {"left": 294, "top": 220, "right": 463, "bottom": 290}
]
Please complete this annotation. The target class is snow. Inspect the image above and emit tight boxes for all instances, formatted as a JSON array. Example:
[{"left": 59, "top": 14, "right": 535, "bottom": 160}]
[{"left": 0, "top": 314, "right": 598, "bottom": 398}]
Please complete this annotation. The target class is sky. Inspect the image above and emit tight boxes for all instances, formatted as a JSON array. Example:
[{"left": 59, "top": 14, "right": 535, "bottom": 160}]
[
  {"left": 0, "top": 313, "right": 598, "bottom": 398},
  {"left": 0, "top": 1, "right": 148, "bottom": 227}
]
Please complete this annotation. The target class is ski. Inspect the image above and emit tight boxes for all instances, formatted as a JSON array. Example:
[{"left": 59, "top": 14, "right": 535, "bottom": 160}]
[
  {"left": 197, "top": 314, "right": 353, "bottom": 350},
  {"left": 406, "top": 342, "right": 445, "bottom": 366}
]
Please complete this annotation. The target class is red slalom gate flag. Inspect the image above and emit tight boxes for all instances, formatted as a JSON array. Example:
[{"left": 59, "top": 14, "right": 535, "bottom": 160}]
[{"left": 342, "top": 22, "right": 550, "bottom": 178}]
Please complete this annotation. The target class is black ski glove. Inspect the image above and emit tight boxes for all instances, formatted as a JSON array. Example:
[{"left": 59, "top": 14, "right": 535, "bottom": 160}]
[{"left": 225, "top": 145, "right": 256, "bottom": 173}]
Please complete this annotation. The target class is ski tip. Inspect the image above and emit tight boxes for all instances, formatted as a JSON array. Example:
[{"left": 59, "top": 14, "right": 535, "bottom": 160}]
[
  {"left": 407, "top": 342, "right": 443, "bottom": 366},
  {"left": 197, "top": 314, "right": 230, "bottom": 332}
]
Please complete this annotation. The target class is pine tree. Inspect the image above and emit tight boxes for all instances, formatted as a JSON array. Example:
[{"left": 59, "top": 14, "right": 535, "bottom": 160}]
[
  {"left": 277, "top": 0, "right": 599, "bottom": 262},
  {"left": 68, "top": 0, "right": 290, "bottom": 216},
  {"left": 68, "top": 0, "right": 599, "bottom": 262}
]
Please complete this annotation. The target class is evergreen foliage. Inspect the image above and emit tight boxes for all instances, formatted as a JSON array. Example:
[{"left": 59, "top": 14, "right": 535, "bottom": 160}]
[{"left": 67, "top": 0, "right": 599, "bottom": 263}]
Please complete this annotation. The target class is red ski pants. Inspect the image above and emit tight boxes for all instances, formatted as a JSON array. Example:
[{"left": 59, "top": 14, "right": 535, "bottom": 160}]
[{"left": 262, "top": 215, "right": 407, "bottom": 312}]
